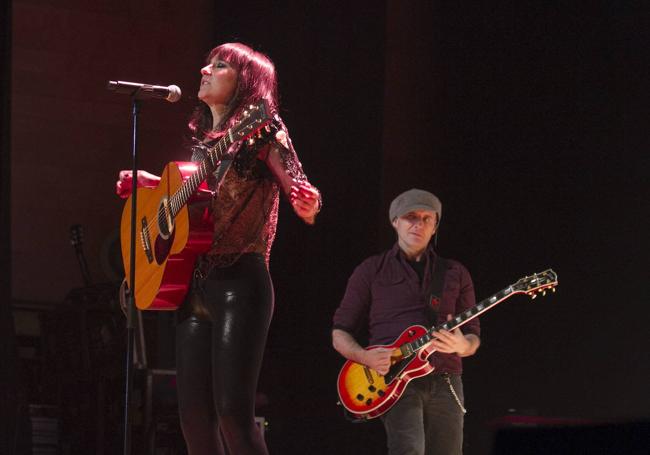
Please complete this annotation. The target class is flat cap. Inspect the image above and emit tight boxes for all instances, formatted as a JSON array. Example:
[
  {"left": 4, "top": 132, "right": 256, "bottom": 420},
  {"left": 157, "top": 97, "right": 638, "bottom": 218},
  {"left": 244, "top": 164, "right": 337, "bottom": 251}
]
[{"left": 389, "top": 188, "right": 442, "bottom": 224}]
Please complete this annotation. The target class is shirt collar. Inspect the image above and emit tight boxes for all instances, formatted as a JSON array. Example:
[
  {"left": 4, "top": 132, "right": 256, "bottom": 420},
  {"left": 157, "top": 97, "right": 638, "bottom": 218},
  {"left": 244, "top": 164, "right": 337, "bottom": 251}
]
[{"left": 389, "top": 242, "right": 436, "bottom": 262}]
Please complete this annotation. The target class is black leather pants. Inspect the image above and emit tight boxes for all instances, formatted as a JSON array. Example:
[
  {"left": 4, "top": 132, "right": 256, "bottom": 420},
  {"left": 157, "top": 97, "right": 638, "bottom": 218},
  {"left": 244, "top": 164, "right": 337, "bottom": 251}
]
[{"left": 175, "top": 253, "right": 273, "bottom": 455}]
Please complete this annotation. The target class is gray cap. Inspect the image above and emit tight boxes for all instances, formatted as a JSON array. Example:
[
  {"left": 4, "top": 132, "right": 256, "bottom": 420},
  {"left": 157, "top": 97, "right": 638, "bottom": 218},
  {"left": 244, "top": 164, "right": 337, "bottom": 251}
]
[{"left": 389, "top": 188, "right": 442, "bottom": 224}]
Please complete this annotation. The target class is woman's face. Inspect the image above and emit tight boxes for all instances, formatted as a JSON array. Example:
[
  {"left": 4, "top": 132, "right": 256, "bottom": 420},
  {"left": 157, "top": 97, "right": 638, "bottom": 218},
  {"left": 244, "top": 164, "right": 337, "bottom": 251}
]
[{"left": 198, "top": 56, "right": 238, "bottom": 107}]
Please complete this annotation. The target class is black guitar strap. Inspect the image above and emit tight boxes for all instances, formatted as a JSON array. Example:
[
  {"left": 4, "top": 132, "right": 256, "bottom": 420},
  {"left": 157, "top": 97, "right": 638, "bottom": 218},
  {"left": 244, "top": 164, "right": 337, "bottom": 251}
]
[
  {"left": 191, "top": 140, "right": 234, "bottom": 191},
  {"left": 189, "top": 143, "right": 234, "bottom": 286},
  {"left": 211, "top": 158, "right": 233, "bottom": 191},
  {"left": 425, "top": 256, "right": 448, "bottom": 326}
]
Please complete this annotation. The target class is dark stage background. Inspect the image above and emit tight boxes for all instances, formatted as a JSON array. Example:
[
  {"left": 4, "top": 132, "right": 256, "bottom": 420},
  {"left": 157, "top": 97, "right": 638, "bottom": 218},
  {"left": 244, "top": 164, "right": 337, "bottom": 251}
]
[{"left": 3, "top": 1, "right": 648, "bottom": 454}]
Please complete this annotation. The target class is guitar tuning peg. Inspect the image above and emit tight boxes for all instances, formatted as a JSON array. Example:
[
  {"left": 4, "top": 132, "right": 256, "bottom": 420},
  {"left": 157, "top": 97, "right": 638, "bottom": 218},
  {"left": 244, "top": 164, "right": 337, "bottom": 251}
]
[
  {"left": 531, "top": 293, "right": 537, "bottom": 299},
  {"left": 552, "top": 288, "right": 556, "bottom": 293},
  {"left": 256, "top": 131, "right": 263, "bottom": 139},
  {"left": 542, "top": 290, "right": 547, "bottom": 296},
  {"left": 264, "top": 125, "right": 271, "bottom": 132},
  {"left": 247, "top": 138, "right": 255, "bottom": 146}
]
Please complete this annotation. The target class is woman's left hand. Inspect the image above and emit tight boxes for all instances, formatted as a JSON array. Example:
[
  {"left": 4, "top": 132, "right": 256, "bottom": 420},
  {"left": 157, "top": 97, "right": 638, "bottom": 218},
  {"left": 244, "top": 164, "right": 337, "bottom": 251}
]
[{"left": 290, "top": 179, "right": 320, "bottom": 224}]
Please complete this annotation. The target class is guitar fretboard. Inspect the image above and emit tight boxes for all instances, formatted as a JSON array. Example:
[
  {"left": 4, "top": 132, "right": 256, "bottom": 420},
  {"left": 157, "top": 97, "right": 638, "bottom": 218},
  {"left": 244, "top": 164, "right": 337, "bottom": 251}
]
[
  {"left": 168, "top": 133, "right": 234, "bottom": 218},
  {"left": 401, "top": 269, "right": 557, "bottom": 356},
  {"left": 403, "top": 286, "right": 515, "bottom": 354},
  {"left": 161, "top": 102, "right": 270, "bottom": 223}
]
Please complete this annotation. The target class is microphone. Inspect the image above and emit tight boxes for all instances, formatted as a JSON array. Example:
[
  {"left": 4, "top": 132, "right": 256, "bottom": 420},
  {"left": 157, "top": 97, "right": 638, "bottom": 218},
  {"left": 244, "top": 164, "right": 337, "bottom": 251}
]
[{"left": 107, "top": 80, "right": 182, "bottom": 102}]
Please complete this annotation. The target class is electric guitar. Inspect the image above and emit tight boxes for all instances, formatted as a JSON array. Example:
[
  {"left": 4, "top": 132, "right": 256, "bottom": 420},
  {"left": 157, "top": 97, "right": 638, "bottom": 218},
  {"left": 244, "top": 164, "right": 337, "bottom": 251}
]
[
  {"left": 120, "top": 101, "right": 272, "bottom": 310},
  {"left": 337, "top": 269, "right": 558, "bottom": 420}
]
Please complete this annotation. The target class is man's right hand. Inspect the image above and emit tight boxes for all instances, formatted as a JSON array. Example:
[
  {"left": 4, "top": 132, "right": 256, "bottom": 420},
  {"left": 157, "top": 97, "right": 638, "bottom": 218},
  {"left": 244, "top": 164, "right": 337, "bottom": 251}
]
[
  {"left": 332, "top": 329, "right": 394, "bottom": 376},
  {"left": 361, "top": 348, "right": 393, "bottom": 376}
]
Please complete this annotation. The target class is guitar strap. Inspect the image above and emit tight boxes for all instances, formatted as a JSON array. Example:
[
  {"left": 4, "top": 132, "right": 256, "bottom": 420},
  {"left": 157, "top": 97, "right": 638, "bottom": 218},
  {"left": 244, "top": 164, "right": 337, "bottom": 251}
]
[
  {"left": 189, "top": 144, "right": 234, "bottom": 287},
  {"left": 425, "top": 256, "right": 448, "bottom": 326},
  {"left": 191, "top": 140, "right": 234, "bottom": 192},
  {"left": 211, "top": 158, "right": 233, "bottom": 192}
]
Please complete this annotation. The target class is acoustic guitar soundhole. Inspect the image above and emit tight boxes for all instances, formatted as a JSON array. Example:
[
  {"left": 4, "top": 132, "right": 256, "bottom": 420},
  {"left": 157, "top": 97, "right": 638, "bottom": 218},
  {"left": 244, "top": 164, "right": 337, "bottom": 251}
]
[{"left": 154, "top": 229, "right": 175, "bottom": 264}]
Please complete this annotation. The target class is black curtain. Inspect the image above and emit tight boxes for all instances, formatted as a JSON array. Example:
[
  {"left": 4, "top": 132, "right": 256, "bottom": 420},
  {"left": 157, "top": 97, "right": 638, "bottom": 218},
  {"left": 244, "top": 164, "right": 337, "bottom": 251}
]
[{"left": 1, "top": 0, "right": 17, "bottom": 454}]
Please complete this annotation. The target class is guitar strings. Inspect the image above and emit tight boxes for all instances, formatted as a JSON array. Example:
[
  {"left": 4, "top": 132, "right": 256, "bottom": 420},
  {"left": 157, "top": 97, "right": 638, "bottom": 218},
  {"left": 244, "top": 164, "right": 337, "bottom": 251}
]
[{"left": 138, "top": 137, "right": 230, "bottom": 251}]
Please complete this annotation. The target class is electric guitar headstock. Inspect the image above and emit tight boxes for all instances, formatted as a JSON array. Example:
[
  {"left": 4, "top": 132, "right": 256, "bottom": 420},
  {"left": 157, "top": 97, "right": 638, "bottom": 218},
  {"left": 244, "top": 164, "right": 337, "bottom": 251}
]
[{"left": 511, "top": 269, "right": 558, "bottom": 299}]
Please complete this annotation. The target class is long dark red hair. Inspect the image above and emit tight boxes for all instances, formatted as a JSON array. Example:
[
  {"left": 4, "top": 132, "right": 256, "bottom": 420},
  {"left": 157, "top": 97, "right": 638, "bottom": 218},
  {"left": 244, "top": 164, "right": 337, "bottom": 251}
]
[{"left": 189, "top": 43, "right": 279, "bottom": 139}]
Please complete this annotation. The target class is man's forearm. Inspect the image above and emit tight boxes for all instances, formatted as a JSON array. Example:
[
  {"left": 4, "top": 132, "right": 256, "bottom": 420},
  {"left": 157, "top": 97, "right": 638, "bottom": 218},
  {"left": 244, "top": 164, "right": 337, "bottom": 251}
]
[
  {"left": 332, "top": 329, "right": 367, "bottom": 364},
  {"left": 458, "top": 334, "right": 481, "bottom": 357}
]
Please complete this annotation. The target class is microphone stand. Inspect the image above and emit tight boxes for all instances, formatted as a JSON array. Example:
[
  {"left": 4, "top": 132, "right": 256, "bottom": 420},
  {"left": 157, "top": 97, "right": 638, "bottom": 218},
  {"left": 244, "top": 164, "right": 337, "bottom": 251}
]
[
  {"left": 108, "top": 80, "right": 181, "bottom": 454},
  {"left": 122, "top": 96, "right": 140, "bottom": 455}
]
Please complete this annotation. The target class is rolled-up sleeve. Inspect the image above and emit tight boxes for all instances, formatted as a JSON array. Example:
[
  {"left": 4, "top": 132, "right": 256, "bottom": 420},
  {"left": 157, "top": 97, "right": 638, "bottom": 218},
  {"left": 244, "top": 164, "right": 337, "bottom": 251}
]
[{"left": 332, "top": 261, "right": 373, "bottom": 335}]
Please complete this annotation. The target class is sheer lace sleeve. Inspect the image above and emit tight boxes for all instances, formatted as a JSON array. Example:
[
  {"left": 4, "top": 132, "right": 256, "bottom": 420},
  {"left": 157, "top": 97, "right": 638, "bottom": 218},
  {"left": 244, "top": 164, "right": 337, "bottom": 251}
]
[{"left": 263, "top": 117, "right": 322, "bottom": 216}]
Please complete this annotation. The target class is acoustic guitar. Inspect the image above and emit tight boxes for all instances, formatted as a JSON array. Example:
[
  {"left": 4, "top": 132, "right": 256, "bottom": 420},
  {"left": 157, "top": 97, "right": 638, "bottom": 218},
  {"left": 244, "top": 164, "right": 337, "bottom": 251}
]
[{"left": 120, "top": 101, "right": 272, "bottom": 310}]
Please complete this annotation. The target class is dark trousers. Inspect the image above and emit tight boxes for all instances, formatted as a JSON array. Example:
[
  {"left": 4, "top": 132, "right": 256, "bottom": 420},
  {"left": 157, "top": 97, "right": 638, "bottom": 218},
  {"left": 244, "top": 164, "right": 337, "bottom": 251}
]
[
  {"left": 381, "top": 374, "right": 465, "bottom": 455},
  {"left": 175, "top": 254, "right": 273, "bottom": 455}
]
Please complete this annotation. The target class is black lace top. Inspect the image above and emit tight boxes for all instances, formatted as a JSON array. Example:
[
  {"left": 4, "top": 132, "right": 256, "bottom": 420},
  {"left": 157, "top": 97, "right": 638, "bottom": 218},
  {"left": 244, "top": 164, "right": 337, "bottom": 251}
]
[{"left": 191, "top": 117, "right": 317, "bottom": 268}]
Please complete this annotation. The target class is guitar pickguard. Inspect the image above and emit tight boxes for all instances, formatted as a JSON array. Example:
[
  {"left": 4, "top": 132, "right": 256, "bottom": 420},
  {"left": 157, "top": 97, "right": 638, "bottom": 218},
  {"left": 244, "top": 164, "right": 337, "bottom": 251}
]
[{"left": 384, "top": 354, "right": 415, "bottom": 385}]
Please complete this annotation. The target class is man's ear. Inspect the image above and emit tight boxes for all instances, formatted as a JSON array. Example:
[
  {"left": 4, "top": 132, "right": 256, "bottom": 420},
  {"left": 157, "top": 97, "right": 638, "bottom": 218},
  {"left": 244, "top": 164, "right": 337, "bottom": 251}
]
[{"left": 391, "top": 218, "right": 398, "bottom": 229}]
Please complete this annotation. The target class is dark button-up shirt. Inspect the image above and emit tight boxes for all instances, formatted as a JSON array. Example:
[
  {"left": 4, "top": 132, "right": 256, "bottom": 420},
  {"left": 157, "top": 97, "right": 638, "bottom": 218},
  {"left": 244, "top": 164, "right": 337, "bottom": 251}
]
[{"left": 333, "top": 243, "right": 480, "bottom": 374}]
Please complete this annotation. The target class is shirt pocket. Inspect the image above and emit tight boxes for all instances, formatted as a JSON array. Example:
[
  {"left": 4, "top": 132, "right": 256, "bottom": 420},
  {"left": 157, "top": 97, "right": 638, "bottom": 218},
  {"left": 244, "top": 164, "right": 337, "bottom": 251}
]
[{"left": 370, "top": 275, "right": 409, "bottom": 317}]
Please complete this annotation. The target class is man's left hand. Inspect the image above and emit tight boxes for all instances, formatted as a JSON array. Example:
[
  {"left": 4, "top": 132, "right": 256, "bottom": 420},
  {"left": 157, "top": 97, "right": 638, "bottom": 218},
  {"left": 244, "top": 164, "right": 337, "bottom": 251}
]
[{"left": 431, "top": 314, "right": 472, "bottom": 356}]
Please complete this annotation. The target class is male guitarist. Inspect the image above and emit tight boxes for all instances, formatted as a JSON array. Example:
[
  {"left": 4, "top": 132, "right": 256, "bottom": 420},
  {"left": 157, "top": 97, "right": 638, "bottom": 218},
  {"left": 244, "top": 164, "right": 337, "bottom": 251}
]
[{"left": 332, "top": 188, "right": 480, "bottom": 455}]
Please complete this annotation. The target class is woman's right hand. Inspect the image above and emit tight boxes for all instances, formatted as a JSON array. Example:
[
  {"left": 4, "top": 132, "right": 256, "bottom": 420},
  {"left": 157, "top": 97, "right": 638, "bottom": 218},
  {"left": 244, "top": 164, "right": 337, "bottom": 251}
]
[{"left": 116, "top": 169, "right": 160, "bottom": 198}]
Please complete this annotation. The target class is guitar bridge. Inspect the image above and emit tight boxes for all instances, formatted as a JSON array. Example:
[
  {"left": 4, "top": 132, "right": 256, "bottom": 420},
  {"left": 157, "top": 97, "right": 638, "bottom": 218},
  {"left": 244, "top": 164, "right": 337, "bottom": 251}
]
[{"left": 140, "top": 217, "right": 154, "bottom": 263}]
